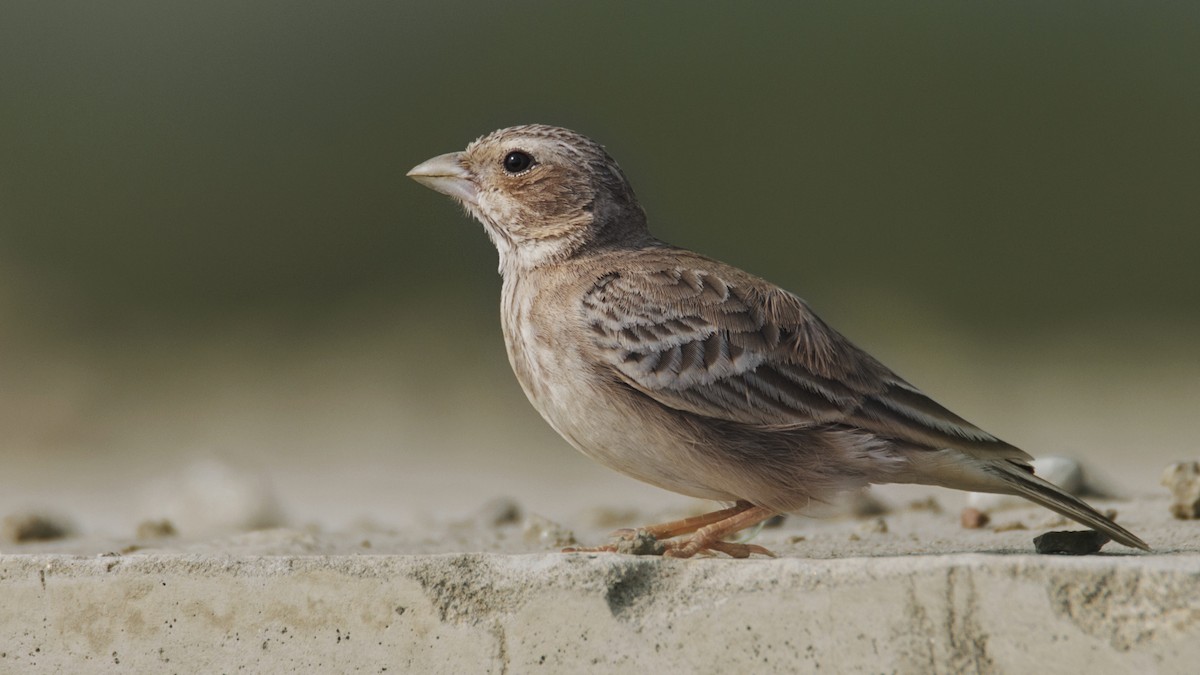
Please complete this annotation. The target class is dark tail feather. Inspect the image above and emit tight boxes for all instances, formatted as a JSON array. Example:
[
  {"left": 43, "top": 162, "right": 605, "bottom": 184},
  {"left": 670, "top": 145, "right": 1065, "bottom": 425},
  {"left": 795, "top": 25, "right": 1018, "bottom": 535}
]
[{"left": 985, "top": 462, "right": 1149, "bottom": 551}]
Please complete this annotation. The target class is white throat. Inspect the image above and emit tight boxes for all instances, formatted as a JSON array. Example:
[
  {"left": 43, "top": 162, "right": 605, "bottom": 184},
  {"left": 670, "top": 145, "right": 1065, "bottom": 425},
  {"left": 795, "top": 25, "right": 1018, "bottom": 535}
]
[{"left": 464, "top": 202, "right": 586, "bottom": 276}]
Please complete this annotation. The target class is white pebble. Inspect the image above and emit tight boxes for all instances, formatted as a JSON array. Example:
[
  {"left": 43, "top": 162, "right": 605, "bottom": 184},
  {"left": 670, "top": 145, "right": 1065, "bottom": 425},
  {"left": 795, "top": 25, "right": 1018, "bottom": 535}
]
[
  {"left": 1161, "top": 460, "right": 1200, "bottom": 519},
  {"left": 143, "top": 459, "right": 284, "bottom": 537}
]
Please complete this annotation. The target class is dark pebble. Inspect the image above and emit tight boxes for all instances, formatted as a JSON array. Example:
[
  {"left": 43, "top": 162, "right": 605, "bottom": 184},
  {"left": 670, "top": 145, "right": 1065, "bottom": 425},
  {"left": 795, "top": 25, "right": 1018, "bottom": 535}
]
[{"left": 1033, "top": 530, "right": 1111, "bottom": 555}]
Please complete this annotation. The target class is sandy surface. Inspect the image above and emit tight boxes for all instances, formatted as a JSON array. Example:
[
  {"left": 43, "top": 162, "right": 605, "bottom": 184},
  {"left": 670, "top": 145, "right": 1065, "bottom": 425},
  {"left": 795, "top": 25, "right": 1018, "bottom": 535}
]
[
  {"left": 2, "top": 493, "right": 1198, "bottom": 673},
  {"left": 2, "top": 489, "right": 1194, "bottom": 558}
]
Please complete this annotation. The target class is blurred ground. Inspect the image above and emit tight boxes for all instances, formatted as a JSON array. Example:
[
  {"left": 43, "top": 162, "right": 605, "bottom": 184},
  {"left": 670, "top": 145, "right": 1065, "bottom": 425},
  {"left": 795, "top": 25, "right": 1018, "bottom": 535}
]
[{"left": 0, "top": 309, "right": 1196, "bottom": 540}]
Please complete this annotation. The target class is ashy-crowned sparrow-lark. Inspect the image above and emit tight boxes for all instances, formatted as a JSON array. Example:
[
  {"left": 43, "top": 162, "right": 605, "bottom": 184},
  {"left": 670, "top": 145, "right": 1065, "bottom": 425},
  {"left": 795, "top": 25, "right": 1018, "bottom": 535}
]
[{"left": 408, "top": 124, "right": 1148, "bottom": 557}]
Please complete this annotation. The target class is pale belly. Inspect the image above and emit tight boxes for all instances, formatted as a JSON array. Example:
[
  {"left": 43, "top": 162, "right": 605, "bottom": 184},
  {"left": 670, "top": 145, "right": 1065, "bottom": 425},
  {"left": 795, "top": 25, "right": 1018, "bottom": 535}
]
[{"left": 499, "top": 276, "right": 737, "bottom": 502}]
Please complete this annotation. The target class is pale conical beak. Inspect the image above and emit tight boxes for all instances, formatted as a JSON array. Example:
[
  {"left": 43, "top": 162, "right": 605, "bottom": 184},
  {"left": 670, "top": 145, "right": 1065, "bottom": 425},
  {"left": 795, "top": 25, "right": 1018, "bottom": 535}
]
[{"left": 407, "top": 152, "right": 477, "bottom": 205}]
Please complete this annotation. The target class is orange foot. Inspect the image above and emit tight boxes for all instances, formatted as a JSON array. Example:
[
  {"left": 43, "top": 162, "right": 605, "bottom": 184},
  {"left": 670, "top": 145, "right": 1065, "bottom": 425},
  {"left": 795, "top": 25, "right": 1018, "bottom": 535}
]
[{"left": 563, "top": 501, "right": 777, "bottom": 559}]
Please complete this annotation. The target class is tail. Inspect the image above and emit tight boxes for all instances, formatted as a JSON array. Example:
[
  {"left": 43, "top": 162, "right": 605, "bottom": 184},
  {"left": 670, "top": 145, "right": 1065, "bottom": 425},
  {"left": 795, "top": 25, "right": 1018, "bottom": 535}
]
[
  {"left": 981, "top": 461, "right": 1149, "bottom": 551},
  {"left": 899, "top": 449, "right": 1150, "bottom": 550}
]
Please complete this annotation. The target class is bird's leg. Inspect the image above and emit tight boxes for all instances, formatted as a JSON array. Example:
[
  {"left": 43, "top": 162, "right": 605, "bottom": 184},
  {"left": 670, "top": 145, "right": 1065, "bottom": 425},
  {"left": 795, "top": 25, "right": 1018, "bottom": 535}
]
[
  {"left": 662, "top": 504, "right": 778, "bottom": 559},
  {"left": 563, "top": 501, "right": 777, "bottom": 558},
  {"left": 615, "top": 501, "right": 757, "bottom": 540},
  {"left": 562, "top": 503, "right": 751, "bottom": 555}
]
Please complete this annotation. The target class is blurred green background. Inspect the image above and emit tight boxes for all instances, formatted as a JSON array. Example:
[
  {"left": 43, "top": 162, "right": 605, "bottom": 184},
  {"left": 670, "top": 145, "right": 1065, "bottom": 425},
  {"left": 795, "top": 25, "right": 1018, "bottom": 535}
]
[{"left": 1, "top": 2, "right": 1197, "bottom": 531}]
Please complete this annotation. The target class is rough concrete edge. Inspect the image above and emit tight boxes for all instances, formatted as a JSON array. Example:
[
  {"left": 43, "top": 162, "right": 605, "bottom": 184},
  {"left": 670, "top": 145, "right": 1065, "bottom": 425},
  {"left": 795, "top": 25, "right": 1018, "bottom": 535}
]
[
  {"left": 2, "top": 552, "right": 1199, "bottom": 673},
  {"left": 3, "top": 549, "right": 1196, "bottom": 583}
]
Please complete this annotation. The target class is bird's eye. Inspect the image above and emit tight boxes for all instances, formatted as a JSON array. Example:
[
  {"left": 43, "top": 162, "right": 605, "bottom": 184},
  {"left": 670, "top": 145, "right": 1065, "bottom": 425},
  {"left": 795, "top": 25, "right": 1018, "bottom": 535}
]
[{"left": 503, "top": 151, "right": 534, "bottom": 174}]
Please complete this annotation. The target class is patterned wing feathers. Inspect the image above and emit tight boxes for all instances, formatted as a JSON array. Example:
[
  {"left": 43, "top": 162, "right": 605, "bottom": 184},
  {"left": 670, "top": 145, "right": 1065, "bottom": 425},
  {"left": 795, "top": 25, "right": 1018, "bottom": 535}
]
[{"left": 583, "top": 256, "right": 1025, "bottom": 458}]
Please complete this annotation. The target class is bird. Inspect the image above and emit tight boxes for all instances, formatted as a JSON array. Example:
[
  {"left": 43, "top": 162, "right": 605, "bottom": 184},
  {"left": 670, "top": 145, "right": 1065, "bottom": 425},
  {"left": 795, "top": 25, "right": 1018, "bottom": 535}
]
[{"left": 407, "top": 124, "right": 1149, "bottom": 557}]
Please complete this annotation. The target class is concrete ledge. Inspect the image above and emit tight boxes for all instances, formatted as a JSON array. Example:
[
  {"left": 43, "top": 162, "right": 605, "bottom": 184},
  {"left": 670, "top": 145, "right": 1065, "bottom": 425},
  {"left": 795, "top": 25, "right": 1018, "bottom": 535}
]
[{"left": 2, "top": 552, "right": 1197, "bottom": 673}]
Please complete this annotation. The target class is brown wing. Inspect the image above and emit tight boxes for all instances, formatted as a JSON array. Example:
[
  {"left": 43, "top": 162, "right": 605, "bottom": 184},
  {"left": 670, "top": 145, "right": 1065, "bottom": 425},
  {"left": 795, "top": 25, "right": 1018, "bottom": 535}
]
[{"left": 582, "top": 252, "right": 1028, "bottom": 458}]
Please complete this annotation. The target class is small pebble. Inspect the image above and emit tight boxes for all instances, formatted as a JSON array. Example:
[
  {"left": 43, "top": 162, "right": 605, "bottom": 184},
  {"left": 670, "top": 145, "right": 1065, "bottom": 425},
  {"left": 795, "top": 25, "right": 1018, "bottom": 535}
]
[
  {"left": 1161, "top": 460, "right": 1200, "bottom": 519},
  {"left": 135, "top": 519, "right": 177, "bottom": 539},
  {"left": 614, "top": 531, "right": 666, "bottom": 556},
  {"left": 476, "top": 497, "right": 522, "bottom": 527},
  {"left": 993, "top": 521, "right": 1028, "bottom": 533},
  {"left": 856, "top": 517, "right": 888, "bottom": 535},
  {"left": 146, "top": 459, "right": 284, "bottom": 537},
  {"left": 1033, "top": 456, "right": 1085, "bottom": 493},
  {"left": 1033, "top": 530, "right": 1111, "bottom": 555},
  {"left": 847, "top": 490, "right": 890, "bottom": 517},
  {"left": 2, "top": 512, "right": 73, "bottom": 543},
  {"left": 960, "top": 508, "right": 990, "bottom": 529},
  {"left": 908, "top": 497, "right": 943, "bottom": 514},
  {"left": 522, "top": 514, "right": 576, "bottom": 547}
]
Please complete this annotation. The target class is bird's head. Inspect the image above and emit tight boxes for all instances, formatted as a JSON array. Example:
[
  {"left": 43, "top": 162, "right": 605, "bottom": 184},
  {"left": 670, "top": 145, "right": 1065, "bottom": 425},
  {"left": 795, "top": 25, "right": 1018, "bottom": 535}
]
[{"left": 408, "top": 125, "right": 649, "bottom": 272}]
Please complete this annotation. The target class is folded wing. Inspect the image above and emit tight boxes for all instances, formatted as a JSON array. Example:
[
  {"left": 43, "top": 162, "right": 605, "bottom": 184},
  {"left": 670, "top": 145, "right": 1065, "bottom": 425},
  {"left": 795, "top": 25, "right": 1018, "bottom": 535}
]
[{"left": 582, "top": 252, "right": 1030, "bottom": 462}]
